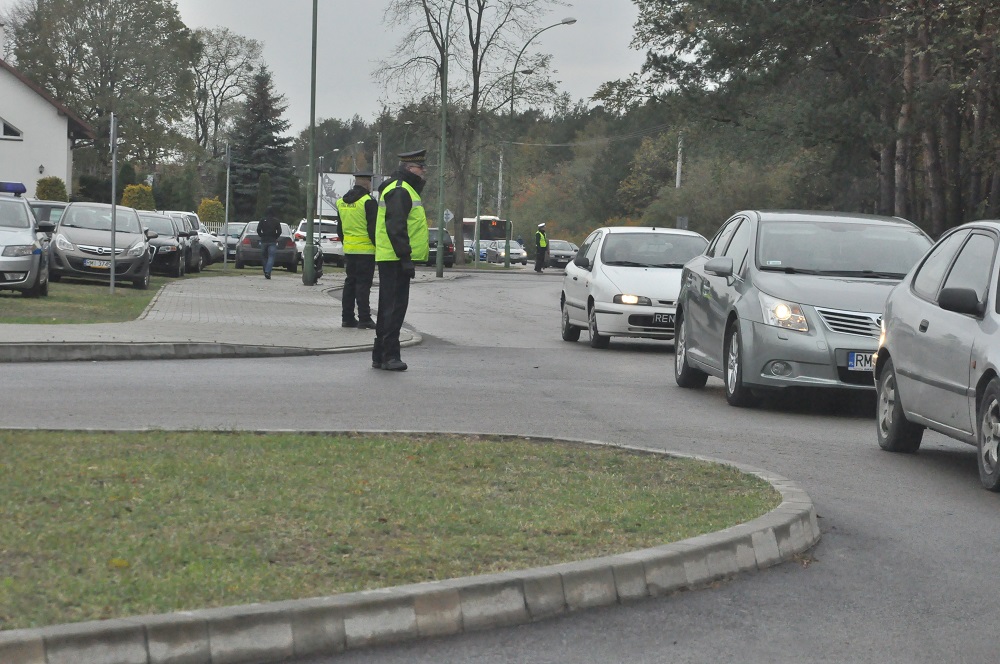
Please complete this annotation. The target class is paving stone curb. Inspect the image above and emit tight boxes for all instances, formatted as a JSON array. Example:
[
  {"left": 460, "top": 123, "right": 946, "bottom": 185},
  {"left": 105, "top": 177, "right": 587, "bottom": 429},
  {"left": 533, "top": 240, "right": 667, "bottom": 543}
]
[{"left": 0, "top": 433, "right": 820, "bottom": 664}]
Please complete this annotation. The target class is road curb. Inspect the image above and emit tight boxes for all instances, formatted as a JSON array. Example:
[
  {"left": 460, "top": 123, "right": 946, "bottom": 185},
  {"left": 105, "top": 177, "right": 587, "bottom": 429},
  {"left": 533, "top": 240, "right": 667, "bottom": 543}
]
[{"left": 0, "top": 434, "right": 820, "bottom": 664}]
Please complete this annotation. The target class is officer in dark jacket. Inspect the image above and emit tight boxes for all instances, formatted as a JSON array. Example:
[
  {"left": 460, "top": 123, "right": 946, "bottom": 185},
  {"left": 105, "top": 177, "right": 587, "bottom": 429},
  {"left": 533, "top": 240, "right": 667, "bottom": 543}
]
[
  {"left": 257, "top": 216, "right": 282, "bottom": 279},
  {"left": 336, "top": 171, "right": 378, "bottom": 328},
  {"left": 534, "top": 222, "right": 548, "bottom": 273},
  {"left": 371, "top": 149, "right": 430, "bottom": 372}
]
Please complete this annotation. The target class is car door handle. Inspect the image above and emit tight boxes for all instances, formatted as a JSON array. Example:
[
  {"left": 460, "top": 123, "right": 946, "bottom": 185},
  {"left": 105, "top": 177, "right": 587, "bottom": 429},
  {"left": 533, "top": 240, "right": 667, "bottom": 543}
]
[{"left": 919, "top": 319, "right": 929, "bottom": 333}]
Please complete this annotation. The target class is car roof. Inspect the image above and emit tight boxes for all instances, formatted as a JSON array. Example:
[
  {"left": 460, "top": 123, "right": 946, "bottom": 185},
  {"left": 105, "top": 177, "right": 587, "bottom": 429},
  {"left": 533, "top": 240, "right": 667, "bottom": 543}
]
[
  {"left": 66, "top": 201, "right": 137, "bottom": 212},
  {"left": 742, "top": 210, "right": 920, "bottom": 228},
  {"left": 947, "top": 219, "right": 1000, "bottom": 233},
  {"left": 602, "top": 226, "right": 708, "bottom": 239},
  {"left": 29, "top": 199, "right": 68, "bottom": 206}
]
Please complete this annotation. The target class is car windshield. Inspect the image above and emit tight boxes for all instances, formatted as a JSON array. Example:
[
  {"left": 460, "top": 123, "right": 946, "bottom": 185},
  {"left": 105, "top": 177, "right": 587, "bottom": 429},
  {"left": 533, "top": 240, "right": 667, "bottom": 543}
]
[
  {"left": 298, "top": 221, "right": 339, "bottom": 235},
  {"left": 601, "top": 232, "right": 708, "bottom": 268},
  {"left": 756, "top": 220, "right": 932, "bottom": 277},
  {"left": 60, "top": 205, "right": 141, "bottom": 233},
  {"left": 30, "top": 203, "right": 65, "bottom": 223},
  {"left": 139, "top": 216, "right": 177, "bottom": 235},
  {"left": 223, "top": 222, "right": 248, "bottom": 237},
  {"left": 549, "top": 240, "right": 574, "bottom": 250},
  {"left": 0, "top": 199, "right": 31, "bottom": 228}
]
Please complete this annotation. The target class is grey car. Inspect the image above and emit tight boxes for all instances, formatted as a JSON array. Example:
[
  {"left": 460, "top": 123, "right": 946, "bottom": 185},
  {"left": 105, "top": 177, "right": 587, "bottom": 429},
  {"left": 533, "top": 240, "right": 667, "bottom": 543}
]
[
  {"left": 235, "top": 221, "right": 297, "bottom": 272},
  {"left": 546, "top": 239, "right": 578, "bottom": 268},
  {"left": 0, "top": 187, "right": 54, "bottom": 297},
  {"left": 874, "top": 220, "right": 1000, "bottom": 490},
  {"left": 674, "top": 210, "right": 932, "bottom": 406},
  {"left": 49, "top": 202, "right": 155, "bottom": 289}
]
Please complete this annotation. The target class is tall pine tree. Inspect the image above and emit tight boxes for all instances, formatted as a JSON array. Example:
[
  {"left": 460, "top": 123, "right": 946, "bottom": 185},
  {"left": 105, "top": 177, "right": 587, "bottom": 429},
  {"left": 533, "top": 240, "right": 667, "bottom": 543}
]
[{"left": 230, "top": 67, "right": 294, "bottom": 222}]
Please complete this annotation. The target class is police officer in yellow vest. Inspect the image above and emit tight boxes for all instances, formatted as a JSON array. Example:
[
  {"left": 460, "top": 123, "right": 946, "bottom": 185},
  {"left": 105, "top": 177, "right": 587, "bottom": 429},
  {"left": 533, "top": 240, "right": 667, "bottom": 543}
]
[
  {"left": 534, "top": 222, "right": 548, "bottom": 273},
  {"left": 372, "top": 149, "right": 430, "bottom": 371},
  {"left": 336, "top": 171, "right": 378, "bottom": 328}
]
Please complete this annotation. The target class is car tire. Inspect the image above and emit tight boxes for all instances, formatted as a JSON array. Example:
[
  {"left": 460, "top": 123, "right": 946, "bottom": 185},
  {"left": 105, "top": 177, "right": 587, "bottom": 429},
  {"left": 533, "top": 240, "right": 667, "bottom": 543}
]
[
  {"left": 561, "top": 301, "right": 581, "bottom": 342},
  {"left": 588, "top": 304, "right": 610, "bottom": 349},
  {"left": 674, "top": 311, "right": 708, "bottom": 388},
  {"left": 49, "top": 272, "right": 61, "bottom": 282},
  {"left": 22, "top": 268, "right": 45, "bottom": 297},
  {"left": 724, "top": 322, "right": 756, "bottom": 407},
  {"left": 287, "top": 259, "right": 298, "bottom": 273},
  {"left": 200, "top": 247, "right": 212, "bottom": 268},
  {"left": 191, "top": 250, "right": 203, "bottom": 273},
  {"left": 876, "top": 357, "right": 924, "bottom": 453},
  {"left": 977, "top": 378, "right": 1000, "bottom": 491},
  {"left": 235, "top": 258, "right": 244, "bottom": 269},
  {"left": 133, "top": 267, "right": 150, "bottom": 290},
  {"left": 173, "top": 255, "right": 184, "bottom": 278}
]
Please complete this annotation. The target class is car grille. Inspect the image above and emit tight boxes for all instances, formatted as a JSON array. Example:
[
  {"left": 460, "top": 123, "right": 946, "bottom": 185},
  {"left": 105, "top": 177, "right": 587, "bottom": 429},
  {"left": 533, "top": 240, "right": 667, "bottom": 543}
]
[
  {"left": 815, "top": 307, "right": 881, "bottom": 338},
  {"left": 78, "top": 244, "right": 124, "bottom": 256}
]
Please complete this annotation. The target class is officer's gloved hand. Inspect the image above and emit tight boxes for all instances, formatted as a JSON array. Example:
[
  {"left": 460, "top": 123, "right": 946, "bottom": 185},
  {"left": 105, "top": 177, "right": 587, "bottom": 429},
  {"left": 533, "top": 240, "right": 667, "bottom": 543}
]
[{"left": 401, "top": 260, "right": 415, "bottom": 279}]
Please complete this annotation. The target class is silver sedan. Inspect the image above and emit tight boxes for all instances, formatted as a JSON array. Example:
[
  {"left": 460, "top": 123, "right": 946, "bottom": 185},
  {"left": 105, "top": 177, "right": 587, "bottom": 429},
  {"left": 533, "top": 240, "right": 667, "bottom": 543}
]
[
  {"left": 674, "top": 210, "right": 932, "bottom": 407},
  {"left": 875, "top": 220, "right": 1000, "bottom": 490}
]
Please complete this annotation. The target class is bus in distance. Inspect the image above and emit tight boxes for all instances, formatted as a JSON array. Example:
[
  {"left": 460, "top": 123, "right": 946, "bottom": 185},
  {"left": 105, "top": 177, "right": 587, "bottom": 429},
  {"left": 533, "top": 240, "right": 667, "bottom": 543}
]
[{"left": 462, "top": 216, "right": 508, "bottom": 243}]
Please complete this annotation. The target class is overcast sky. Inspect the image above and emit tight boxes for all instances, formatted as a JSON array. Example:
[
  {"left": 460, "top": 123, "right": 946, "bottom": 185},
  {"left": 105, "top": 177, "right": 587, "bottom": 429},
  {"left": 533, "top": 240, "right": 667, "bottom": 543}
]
[{"left": 1, "top": 0, "right": 646, "bottom": 135}]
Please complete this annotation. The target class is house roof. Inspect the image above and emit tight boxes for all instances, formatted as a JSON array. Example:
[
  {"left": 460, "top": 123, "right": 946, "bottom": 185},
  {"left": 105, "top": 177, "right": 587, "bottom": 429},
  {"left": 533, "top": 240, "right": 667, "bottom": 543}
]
[{"left": 0, "top": 58, "right": 95, "bottom": 140}]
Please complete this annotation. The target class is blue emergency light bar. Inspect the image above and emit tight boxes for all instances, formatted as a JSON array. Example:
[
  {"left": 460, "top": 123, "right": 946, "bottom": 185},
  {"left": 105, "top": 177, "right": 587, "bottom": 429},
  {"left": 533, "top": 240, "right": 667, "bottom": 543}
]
[{"left": 0, "top": 182, "right": 27, "bottom": 196}]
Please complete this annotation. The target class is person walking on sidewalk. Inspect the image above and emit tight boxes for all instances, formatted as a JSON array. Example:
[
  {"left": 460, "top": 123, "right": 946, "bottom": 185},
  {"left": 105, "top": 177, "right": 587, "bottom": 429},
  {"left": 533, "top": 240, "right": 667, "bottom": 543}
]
[
  {"left": 371, "top": 149, "right": 429, "bottom": 372},
  {"left": 336, "top": 171, "right": 378, "bottom": 329},
  {"left": 257, "top": 216, "right": 282, "bottom": 279},
  {"left": 534, "top": 222, "right": 548, "bottom": 273}
]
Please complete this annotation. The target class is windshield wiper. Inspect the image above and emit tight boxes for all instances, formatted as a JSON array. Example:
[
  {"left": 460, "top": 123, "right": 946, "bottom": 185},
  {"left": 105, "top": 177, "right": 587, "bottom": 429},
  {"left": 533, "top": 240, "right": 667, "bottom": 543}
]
[
  {"left": 649, "top": 262, "right": 687, "bottom": 268},
  {"left": 820, "top": 269, "right": 907, "bottom": 279},
  {"left": 604, "top": 260, "right": 649, "bottom": 267},
  {"left": 758, "top": 265, "right": 823, "bottom": 275}
]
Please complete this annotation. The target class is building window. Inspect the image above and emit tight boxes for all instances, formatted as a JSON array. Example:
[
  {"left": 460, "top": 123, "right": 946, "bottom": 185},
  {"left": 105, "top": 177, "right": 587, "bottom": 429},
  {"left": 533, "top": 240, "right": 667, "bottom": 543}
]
[{"left": 1, "top": 118, "right": 23, "bottom": 139}]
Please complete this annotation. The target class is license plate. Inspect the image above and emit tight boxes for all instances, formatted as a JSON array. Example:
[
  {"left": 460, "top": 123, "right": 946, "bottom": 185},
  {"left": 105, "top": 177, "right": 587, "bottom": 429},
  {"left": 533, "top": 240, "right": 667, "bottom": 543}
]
[
  {"left": 652, "top": 313, "right": 675, "bottom": 326},
  {"left": 848, "top": 351, "right": 874, "bottom": 371},
  {"left": 83, "top": 259, "right": 111, "bottom": 269}
]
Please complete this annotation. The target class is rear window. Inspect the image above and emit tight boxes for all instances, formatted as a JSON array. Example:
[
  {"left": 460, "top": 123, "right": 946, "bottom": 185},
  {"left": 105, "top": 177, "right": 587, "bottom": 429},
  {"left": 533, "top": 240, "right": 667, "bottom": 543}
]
[{"left": 601, "top": 232, "right": 708, "bottom": 267}]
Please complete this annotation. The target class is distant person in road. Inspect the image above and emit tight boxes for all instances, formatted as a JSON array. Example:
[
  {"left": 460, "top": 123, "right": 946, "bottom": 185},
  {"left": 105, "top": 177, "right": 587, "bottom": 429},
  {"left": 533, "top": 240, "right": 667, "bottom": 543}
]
[
  {"left": 534, "top": 222, "right": 548, "bottom": 273},
  {"left": 337, "top": 171, "right": 378, "bottom": 329},
  {"left": 372, "top": 149, "right": 430, "bottom": 372},
  {"left": 257, "top": 216, "right": 281, "bottom": 279}
]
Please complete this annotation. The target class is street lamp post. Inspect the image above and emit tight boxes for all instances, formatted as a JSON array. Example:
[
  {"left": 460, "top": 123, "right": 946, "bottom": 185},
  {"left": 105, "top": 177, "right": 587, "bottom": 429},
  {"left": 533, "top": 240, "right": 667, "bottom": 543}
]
[
  {"left": 435, "top": 1, "right": 460, "bottom": 279},
  {"left": 402, "top": 120, "right": 414, "bottom": 150},
  {"left": 504, "top": 17, "right": 576, "bottom": 269},
  {"left": 304, "top": 0, "right": 320, "bottom": 285}
]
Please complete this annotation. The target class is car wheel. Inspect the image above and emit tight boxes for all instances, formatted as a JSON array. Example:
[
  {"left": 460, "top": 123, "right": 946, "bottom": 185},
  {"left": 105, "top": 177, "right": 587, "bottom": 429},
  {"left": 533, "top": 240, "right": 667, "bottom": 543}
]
[
  {"left": 288, "top": 259, "right": 298, "bottom": 273},
  {"left": 22, "top": 268, "right": 44, "bottom": 297},
  {"left": 200, "top": 247, "right": 212, "bottom": 268},
  {"left": 724, "top": 322, "right": 756, "bottom": 407},
  {"left": 133, "top": 267, "right": 150, "bottom": 290},
  {"left": 588, "top": 304, "right": 610, "bottom": 349},
  {"left": 674, "top": 311, "right": 708, "bottom": 388},
  {"left": 235, "top": 258, "right": 244, "bottom": 269},
  {"left": 192, "top": 250, "right": 203, "bottom": 273},
  {"left": 49, "top": 272, "right": 61, "bottom": 282},
  {"left": 173, "top": 255, "right": 184, "bottom": 278},
  {"left": 876, "top": 357, "right": 924, "bottom": 453},
  {"left": 977, "top": 378, "right": 1000, "bottom": 491},
  {"left": 561, "top": 302, "right": 581, "bottom": 342}
]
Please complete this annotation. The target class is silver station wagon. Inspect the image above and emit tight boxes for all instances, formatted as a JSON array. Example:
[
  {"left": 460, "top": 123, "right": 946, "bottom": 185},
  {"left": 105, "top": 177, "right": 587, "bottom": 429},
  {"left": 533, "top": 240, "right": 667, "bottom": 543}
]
[
  {"left": 674, "top": 210, "right": 932, "bottom": 406},
  {"left": 875, "top": 220, "right": 1000, "bottom": 490}
]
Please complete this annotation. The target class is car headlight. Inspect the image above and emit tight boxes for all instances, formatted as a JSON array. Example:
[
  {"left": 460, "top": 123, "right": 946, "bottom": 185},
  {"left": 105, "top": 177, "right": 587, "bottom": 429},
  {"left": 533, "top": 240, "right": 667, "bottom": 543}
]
[
  {"left": 877, "top": 318, "right": 886, "bottom": 349},
  {"left": 614, "top": 294, "right": 652, "bottom": 306},
  {"left": 159, "top": 245, "right": 178, "bottom": 253},
  {"left": 125, "top": 241, "right": 146, "bottom": 257},
  {"left": 55, "top": 233, "right": 75, "bottom": 252},
  {"left": 2, "top": 244, "right": 35, "bottom": 257},
  {"left": 759, "top": 292, "right": 808, "bottom": 332}
]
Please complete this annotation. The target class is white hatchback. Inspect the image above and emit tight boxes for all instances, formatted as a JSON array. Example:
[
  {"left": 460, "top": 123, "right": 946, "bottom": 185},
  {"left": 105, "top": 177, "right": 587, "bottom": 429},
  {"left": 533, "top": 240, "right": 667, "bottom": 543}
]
[
  {"left": 560, "top": 226, "right": 708, "bottom": 348},
  {"left": 294, "top": 219, "right": 344, "bottom": 267}
]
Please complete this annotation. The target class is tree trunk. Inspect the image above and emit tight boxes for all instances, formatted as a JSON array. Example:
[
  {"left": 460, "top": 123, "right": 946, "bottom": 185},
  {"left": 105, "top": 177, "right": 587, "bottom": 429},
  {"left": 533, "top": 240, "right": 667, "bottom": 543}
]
[
  {"left": 878, "top": 106, "right": 896, "bottom": 216},
  {"left": 895, "top": 42, "right": 914, "bottom": 220},
  {"left": 941, "top": 99, "right": 963, "bottom": 228},
  {"left": 918, "top": 20, "right": 946, "bottom": 236},
  {"left": 988, "top": 149, "right": 1000, "bottom": 217}
]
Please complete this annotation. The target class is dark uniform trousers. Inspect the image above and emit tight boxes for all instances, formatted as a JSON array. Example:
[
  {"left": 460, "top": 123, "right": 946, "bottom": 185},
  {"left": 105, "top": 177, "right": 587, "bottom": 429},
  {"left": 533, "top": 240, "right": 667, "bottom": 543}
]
[
  {"left": 342, "top": 253, "right": 375, "bottom": 323},
  {"left": 372, "top": 260, "right": 410, "bottom": 364},
  {"left": 535, "top": 246, "right": 547, "bottom": 272}
]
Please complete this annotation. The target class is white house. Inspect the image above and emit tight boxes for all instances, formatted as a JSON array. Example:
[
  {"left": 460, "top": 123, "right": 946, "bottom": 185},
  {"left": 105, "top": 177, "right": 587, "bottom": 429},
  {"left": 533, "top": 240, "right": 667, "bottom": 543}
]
[{"left": 0, "top": 23, "right": 93, "bottom": 198}]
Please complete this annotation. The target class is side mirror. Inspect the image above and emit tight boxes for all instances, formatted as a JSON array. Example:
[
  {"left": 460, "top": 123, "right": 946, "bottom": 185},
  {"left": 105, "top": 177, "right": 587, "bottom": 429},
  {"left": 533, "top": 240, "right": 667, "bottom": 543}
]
[
  {"left": 574, "top": 255, "right": 590, "bottom": 269},
  {"left": 938, "top": 287, "right": 984, "bottom": 317},
  {"left": 36, "top": 221, "right": 55, "bottom": 233},
  {"left": 704, "top": 256, "right": 734, "bottom": 278},
  {"left": 146, "top": 230, "right": 159, "bottom": 240}
]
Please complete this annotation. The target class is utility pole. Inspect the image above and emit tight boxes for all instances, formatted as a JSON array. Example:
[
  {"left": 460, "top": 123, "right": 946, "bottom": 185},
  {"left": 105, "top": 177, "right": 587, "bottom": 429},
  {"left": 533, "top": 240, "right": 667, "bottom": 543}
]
[
  {"left": 223, "top": 142, "right": 231, "bottom": 266},
  {"left": 109, "top": 113, "right": 117, "bottom": 294}
]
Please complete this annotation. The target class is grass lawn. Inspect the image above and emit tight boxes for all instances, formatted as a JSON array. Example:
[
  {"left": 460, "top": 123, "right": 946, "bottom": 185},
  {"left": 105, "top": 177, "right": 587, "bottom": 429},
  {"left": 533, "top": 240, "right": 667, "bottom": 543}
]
[
  {"left": 0, "top": 262, "right": 245, "bottom": 324},
  {"left": 0, "top": 431, "right": 780, "bottom": 630}
]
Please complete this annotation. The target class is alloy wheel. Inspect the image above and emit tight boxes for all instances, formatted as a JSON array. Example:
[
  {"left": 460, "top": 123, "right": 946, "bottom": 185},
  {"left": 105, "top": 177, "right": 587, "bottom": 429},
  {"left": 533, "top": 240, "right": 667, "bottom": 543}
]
[
  {"left": 980, "top": 396, "right": 1000, "bottom": 476},
  {"left": 726, "top": 330, "right": 741, "bottom": 395},
  {"left": 878, "top": 372, "right": 897, "bottom": 439}
]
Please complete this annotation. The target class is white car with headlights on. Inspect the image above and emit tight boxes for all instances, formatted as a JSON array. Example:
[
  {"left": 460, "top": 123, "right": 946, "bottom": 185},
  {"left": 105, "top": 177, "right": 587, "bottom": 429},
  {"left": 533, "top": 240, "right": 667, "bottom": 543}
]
[
  {"left": 673, "top": 210, "right": 932, "bottom": 407},
  {"left": 560, "top": 226, "right": 708, "bottom": 348}
]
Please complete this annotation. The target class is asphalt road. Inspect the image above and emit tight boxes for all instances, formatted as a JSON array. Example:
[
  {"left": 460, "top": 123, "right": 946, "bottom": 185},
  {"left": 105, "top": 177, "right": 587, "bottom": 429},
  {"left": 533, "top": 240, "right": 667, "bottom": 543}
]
[{"left": 2, "top": 271, "right": 993, "bottom": 663}]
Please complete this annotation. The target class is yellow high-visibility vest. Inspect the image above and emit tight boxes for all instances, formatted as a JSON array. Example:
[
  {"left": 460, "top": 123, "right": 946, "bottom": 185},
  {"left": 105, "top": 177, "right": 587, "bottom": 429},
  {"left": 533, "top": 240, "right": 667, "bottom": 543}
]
[
  {"left": 375, "top": 179, "right": 429, "bottom": 262},
  {"left": 337, "top": 193, "right": 375, "bottom": 255}
]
